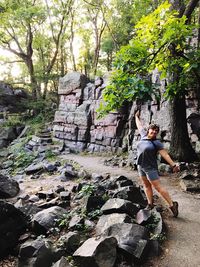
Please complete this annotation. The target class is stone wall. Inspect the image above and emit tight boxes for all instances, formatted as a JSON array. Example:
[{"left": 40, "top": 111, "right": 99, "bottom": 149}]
[
  {"left": 53, "top": 71, "right": 200, "bottom": 155},
  {"left": 53, "top": 72, "right": 128, "bottom": 153}
]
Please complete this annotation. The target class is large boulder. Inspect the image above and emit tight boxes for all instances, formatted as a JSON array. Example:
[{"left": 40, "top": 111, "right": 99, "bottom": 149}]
[
  {"left": 103, "top": 223, "right": 149, "bottom": 262},
  {"left": 96, "top": 213, "right": 132, "bottom": 235},
  {"left": 0, "top": 127, "right": 18, "bottom": 149},
  {"left": 101, "top": 198, "right": 140, "bottom": 218},
  {"left": 31, "top": 206, "right": 68, "bottom": 234},
  {"left": 73, "top": 236, "right": 117, "bottom": 267},
  {"left": 0, "top": 82, "right": 28, "bottom": 113},
  {"left": 0, "top": 201, "right": 27, "bottom": 258},
  {"left": 0, "top": 174, "right": 20, "bottom": 198},
  {"left": 18, "top": 238, "right": 53, "bottom": 267},
  {"left": 58, "top": 72, "right": 89, "bottom": 95}
]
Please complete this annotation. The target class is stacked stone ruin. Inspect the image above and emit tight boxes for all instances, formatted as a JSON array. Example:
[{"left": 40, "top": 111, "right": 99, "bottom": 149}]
[{"left": 53, "top": 72, "right": 128, "bottom": 153}]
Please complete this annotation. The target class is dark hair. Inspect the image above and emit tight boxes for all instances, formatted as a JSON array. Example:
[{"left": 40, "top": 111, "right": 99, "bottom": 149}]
[{"left": 148, "top": 123, "right": 160, "bottom": 132}]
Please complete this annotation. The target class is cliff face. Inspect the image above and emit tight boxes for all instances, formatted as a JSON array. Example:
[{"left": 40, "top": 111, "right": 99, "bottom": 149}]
[{"left": 53, "top": 71, "right": 200, "bottom": 155}]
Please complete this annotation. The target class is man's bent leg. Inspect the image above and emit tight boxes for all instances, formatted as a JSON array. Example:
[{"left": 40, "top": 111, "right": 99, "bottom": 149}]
[
  {"left": 140, "top": 176, "right": 154, "bottom": 206},
  {"left": 150, "top": 179, "right": 173, "bottom": 207}
]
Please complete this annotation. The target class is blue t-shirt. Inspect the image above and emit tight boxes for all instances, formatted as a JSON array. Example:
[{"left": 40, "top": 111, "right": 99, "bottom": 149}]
[{"left": 137, "top": 128, "right": 164, "bottom": 170}]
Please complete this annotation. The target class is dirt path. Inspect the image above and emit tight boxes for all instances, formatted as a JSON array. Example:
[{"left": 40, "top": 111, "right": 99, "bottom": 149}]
[{"left": 62, "top": 153, "right": 200, "bottom": 267}]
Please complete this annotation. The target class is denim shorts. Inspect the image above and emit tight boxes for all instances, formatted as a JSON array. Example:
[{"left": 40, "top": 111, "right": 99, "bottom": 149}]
[{"left": 137, "top": 165, "right": 159, "bottom": 181}]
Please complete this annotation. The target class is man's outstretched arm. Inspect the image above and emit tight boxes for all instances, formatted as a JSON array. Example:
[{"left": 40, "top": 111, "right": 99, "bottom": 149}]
[{"left": 135, "top": 111, "right": 143, "bottom": 132}]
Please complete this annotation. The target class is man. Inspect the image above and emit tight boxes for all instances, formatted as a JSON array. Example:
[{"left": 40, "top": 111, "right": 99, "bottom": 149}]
[{"left": 135, "top": 110, "right": 180, "bottom": 217}]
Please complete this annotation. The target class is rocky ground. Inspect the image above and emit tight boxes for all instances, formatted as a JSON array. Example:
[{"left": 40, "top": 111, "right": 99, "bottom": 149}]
[
  {"left": 61, "top": 154, "right": 200, "bottom": 267},
  {"left": 1, "top": 153, "right": 200, "bottom": 267}
]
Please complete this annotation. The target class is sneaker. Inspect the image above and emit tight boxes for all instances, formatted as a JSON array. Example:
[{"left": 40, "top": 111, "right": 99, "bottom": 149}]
[
  {"left": 170, "top": 201, "right": 179, "bottom": 217},
  {"left": 144, "top": 204, "right": 154, "bottom": 210}
]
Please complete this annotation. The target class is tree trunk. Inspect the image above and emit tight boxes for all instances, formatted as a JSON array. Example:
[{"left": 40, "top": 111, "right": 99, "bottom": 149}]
[
  {"left": 69, "top": 10, "right": 76, "bottom": 71},
  {"left": 26, "top": 58, "right": 40, "bottom": 99},
  {"left": 168, "top": 0, "right": 199, "bottom": 162},
  {"left": 169, "top": 96, "right": 198, "bottom": 162}
]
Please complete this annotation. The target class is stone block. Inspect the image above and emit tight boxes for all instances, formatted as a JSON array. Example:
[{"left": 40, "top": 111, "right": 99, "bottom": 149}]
[
  {"left": 58, "top": 72, "right": 88, "bottom": 95},
  {"left": 54, "top": 111, "right": 68, "bottom": 123}
]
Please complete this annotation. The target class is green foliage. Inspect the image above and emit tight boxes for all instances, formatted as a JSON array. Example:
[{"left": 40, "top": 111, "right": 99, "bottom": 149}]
[
  {"left": 79, "top": 184, "right": 95, "bottom": 197},
  {"left": 98, "top": 1, "right": 200, "bottom": 116},
  {"left": 14, "top": 149, "right": 36, "bottom": 169},
  {"left": 146, "top": 212, "right": 161, "bottom": 232},
  {"left": 58, "top": 213, "right": 72, "bottom": 228},
  {"left": 150, "top": 232, "right": 167, "bottom": 242},
  {"left": 22, "top": 98, "right": 56, "bottom": 126},
  {"left": 87, "top": 209, "right": 103, "bottom": 220},
  {"left": 45, "top": 149, "right": 56, "bottom": 160},
  {"left": 1, "top": 115, "right": 22, "bottom": 127},
  {"left": 9, "top": 137, "right": 37, "bottom": 170}
]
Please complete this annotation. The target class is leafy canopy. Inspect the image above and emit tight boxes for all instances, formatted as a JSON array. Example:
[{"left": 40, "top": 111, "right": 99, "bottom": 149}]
[{"left": 98, "top": 1, "right": 199, "bottom": 117}]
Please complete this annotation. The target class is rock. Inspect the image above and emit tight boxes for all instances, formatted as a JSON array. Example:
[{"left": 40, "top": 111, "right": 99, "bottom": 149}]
[
  {"left": 84, "top": 195, "right": 105, "bottom": 213},
  {"left": 18, "top": 238, "right": 53, "bottom": 267},
  {"left": 96, "top": 213, "right": 132, "bottom": 235},
  {"left": 69, "top": 214, "right": 84, "bottom": 230},
  {"left": 32, "top": 206, "right": 67, "bottom": 234},
  {"left": 25, "top": 162, "right": 44, "bottom": 175},
  {"left": 136, "top": 209, "right": 152, "bottom": 225},
  {"left": 91, "top": 173, "right": 104, "bottom": 182},
  {"left": 44, "top": 163, "right": 57, "bottom": 172},
  {"left": 101, "top": 198, "right": 140, "bottom": 218},
  {"left": 113, "top": 186, "right": 147, "bottom": 207},
  {"left": 180, "top": 179, "right": 200, "bottom": 192},
  {"left": 0, "top": 201, "right": 27, "bottom": 258},
  {"left": 52, "top": 257, "right": 71, "bottom": 267},
  {"left": 103, "top": 223, "right": 149, "bottom": 262},
  {"left": 73, "top": 236, "right": 117, "bottom": 267},
  {"left": 18, "top": 203, "right": 42, "bottom": 218},
  {"left": 58, "top": 72, "right": 89, "bottom": 95},
  {"left": 57, "top": 231, "right": 80, "bottom": 253},
  {"left": 101, "top": 176, "right": 135, "bottom": 190},
  {"left": 29, "top": 195, "right": 40, "bottom": 202},
  {"left": 0, "top": 126, "right": 18, "bottom": 141},
  {"left": 0, "top": 149, "right": 9, "bottom": 157},
  {"left": 1, "top": 159, "right": 14, "bottom": 169},
  {"left": 55, "top": 185, "right": 65, "bottom": 194},
  {"left": 59, "top": 191, "right": 71, "bottom": 201},
  {"left": 0, "top": 174, "right": 20, "bottom": 198},
  {"left": 136, "top": 209, "right": 163, "bottom": 235}
]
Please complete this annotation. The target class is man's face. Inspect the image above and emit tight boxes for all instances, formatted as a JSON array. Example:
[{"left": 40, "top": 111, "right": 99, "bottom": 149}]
[{"left": 147, "top": 128, "right": 159, "bottom": 139}]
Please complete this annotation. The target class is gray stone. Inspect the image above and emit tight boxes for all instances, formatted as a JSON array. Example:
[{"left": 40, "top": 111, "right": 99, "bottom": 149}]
[
  {"left": 0, "top": 126, "right": 17, "bottom": 140},
  {"left": 96, "top": 213, "right": 132, "bottom": 235},
  {"left": 52, "top": 257, "right": 71, "bottom": 267},
  {"left": 1, "top": 159, "right": 14, "bottom": 169},
  {"left": 0, "top": 149, "right": 9, "bottom": 157},
  {"left": 73, "top": 236, "right": 117, "bottom": 267},
  {"left": 0, "top": 174, "right": 20, "bottom": 198},
  {"left": 25, "top": 162, "right": 44, "bottom": 175},
  {"left": 59, "top": 191, "right": 71, "bottom": 201},
  {"left": 101, "top": 198, "right": 140, "bottom": 218},
  {"left": 180, "top": 179, "right": 200, "bottom": 192},
  {"left": 57, "top": 231, "right": 80, "bottom": 253},
  {"left": 113, "top": 186, "right": 147, "bottom": 207},
  {"left": 0, "top": 201, "right": 27, "bottom": 258},
  {"left": 18, "top": 238, "right": 53, "bottom": 267},
  {"left": 32, "top": 206, "right": 67, "bottom": 234},
  {"left": 136, "top": 209, "right": 163, "bottom": 235},
  {"left": 69, "top": 214, "right": 83, "bottom": 229},
  {"left": 58, "top": 72, "right": 88, "bottom": 95},
  {"left": 103, "top": 223, "right": 149, "bottom": 261}
]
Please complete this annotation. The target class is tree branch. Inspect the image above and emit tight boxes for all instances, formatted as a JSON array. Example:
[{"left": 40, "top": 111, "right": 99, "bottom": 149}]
[{"left": 183, "top": 0, "right": 200, "bottom": 19}]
